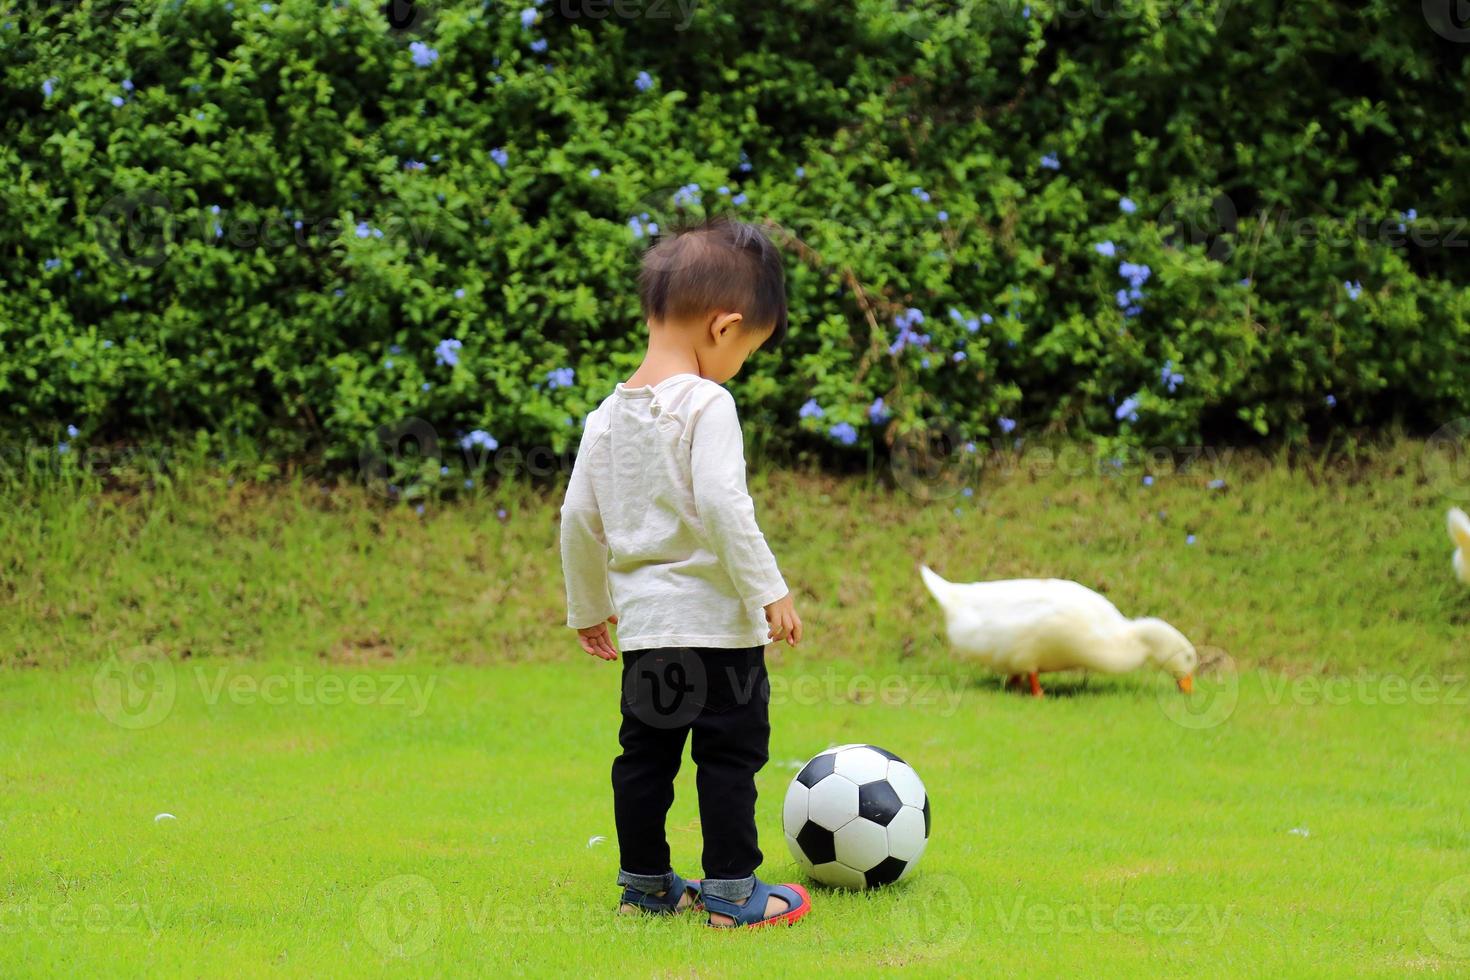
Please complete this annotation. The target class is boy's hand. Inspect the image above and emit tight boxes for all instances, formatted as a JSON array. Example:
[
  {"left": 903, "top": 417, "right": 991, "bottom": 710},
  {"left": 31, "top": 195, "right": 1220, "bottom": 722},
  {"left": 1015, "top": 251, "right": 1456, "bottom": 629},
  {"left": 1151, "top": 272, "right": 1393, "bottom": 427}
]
[
  {"left": 577, "top": 615, "right": 619, "bottom": 661},
  {"left": 764, "top": 593, "right": 803, "bottom": 647}
]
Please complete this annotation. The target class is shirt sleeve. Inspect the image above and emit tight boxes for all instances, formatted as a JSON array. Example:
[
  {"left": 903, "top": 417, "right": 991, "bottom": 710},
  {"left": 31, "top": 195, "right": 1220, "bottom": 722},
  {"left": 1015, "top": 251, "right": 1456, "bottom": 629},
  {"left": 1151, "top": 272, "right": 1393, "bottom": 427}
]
[
  {"left": 560, "top": 426, "right": 616, "bottom": 630},
  {"left": 688, "top": 388, "right": 789, "bottom": 610}
]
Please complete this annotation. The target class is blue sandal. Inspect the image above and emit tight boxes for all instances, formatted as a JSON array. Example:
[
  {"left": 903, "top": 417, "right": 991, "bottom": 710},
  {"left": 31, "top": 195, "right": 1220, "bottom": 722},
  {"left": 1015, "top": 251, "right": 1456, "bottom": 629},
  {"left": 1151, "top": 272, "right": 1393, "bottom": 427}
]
[
  {"left": 703, "top": 879, "right": 811, "bottom": 929},
  {"left": 618, "top": 873, "right": 702, "bottom": 916}
]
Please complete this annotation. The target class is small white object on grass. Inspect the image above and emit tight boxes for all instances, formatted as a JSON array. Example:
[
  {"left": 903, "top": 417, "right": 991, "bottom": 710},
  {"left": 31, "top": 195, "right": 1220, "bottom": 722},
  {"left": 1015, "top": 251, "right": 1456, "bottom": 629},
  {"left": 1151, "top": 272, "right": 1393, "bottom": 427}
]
[
  {"left": 154, "top": 813, "right": 177, "bottom": 823},
  {"left": 586, "top": 835, "right": 607, "bottom": 848},
  {"left": 1288, "top": 827, "right": 1309, "bottom": 837}
]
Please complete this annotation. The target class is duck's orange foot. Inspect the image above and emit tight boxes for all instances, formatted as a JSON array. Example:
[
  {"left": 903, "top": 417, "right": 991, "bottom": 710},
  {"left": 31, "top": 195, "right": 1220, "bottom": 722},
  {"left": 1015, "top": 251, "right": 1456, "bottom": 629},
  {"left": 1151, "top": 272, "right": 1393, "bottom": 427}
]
[{"left": 1028, "top": 671, "right": 1043, "bottom": 698}]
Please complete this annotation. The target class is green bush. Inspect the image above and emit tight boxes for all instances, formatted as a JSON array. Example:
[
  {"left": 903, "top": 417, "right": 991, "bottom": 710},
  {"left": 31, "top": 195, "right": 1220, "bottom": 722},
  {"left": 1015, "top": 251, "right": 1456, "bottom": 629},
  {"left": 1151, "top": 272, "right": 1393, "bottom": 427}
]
[{"left": 2, "top": 0, "right": 1467, "bottom": 470}]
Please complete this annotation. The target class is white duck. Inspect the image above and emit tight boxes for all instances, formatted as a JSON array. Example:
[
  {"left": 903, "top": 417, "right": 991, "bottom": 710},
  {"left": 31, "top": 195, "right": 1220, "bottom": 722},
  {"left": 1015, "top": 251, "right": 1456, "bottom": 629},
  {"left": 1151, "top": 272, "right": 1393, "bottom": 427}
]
[
  {"left": 1450, "top": 508, "right": 1470, "bottom": 587},
  {"left": 920, "top": 566, "right": 1197, "bottom": 697}
]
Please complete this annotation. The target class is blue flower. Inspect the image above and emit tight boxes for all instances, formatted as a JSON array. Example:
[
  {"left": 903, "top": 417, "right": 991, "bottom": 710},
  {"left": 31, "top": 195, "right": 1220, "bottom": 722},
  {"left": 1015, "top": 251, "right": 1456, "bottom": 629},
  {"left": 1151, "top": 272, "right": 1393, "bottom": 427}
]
[
  {"left": 981, "top": 313, "right": 993, "bottom": 325},
  {"left": 1142, "top": 475, "right": 1154, "bottom": 487},
  {"left": 738, "top": 150, "right": 752, "bottom": 173},
  {"left": 799, "top": 399, "right": 824, "bottom": 420},
  {"left": 1186, "top": 534, "right": 1197, "bottom": 545},
  {"left": 57, "top": 442, "right": 69, "bottom": 454},
  {"left": 1115, "top": 394, "right": 1141, "bottom": 422},
  {"left": 949, "top": 307, "right": 963, "bottom": 322},
  {"left": 868, "top": 397, "right": 889, "bottom": 424},
  {"left": 829, "top": 422, "right": 858, "bottom": 446},
  {"left": 415, "top": 504, "right": 426, "bottom": 516},
  {"left": 937, "top": 211, "right": 949, "bottom": 222},
  {"left": 1115, "top": 288, "right": 1130, "bottom": 309},
  {"left": 1399, "top": 208, "right": 1417, "bottom": 232},
  {"left": 717, "top": 186, "right": 730, "bottom": 196},
  {"left": 731, "top": 192, "right": 748, "bottom": 206},
  {"left": 1207, "top": 479, "right": 1226, "bottom": 490},
  {"left": 1160, "top": 360, "right": 1184, "bottom": 393},
  {"left": 635, "top": 71, "right": 653, "bottom": 91},
  {"left": 962, "top": 487, "right": 974, "bottom": 498},
  {"left": 998, "top": 417, "right": 1016, "bottom": 434},
  {"left": 910, "top": 187, "right": 931, "bottom": 202},
  {"left": 454, "top": 288, "right": 465, "bottom": 299},
  {"left": 1344, "top": 281, "right": 1362, "bottom": 301},
  {"left": 404, "top": 159, "right": 426, "bottom": 171},
  {"left": 795, "top": 166, "right": 806, "bottom": 179},
  {"left": 121, "top": 78, "right": 134, "bottom": 91},
  {"left": 67, "top": 424, "right": 79, "bottom": 438},
  {"left": 383, "top": 359, "right": 394, "bottom": 370},
  {"left": 461, "top": 430, "right": 499, "bottom": 451},
  {"left": 589, "top": 167, "right": 601, "bottom": 178},
  {"left": 111, "top": 95, "right": 125, "bottom": 107},
  {"left": 965, "top": 318, "right": 980, "bottom": 333},
  {"left": 529, "top": 38, "right": 547, "bottom": 52},
  {"left": 490, "top": 147, "right": 509, "bottom": 168},
  {"left": 261, "top": 2, "right": 272, "bottom": 10},
  {"left": 355, "top": 221, "right": 372, "bottom": 238},
  {"left": 520, "top": 7, "right": 537, "bottom": 27},
  {"left": 1094, "top": 241, "right": 1116, "bottom": 257},
  {"left": 1118, "top": 262, "right": 1151, "bottom": 287},
  {"left": 673, "top": 183, "right": 701, "bottom": 207},
  {"left": 435, "top": 338, "right": 463, "bottom": 367},
  {"left": 422, "top": 382, "right": 432, "bottom": 392},
  {"left": 441, "top": 466, "right": 450, "bottom": 476},
  {"left": 1325, "top": 394, "right": 1337, "bottom": 408},
  {"left": 1119, "top": 197, "right": 1137, "bottom": 214},
  {"left": 42, "top": 78, "right": 57, "bottom": 98},
  {"left": 1040, "top": 153, "right": 1060, "bottom": 170},
  {"left": 44, "top": 258, "right": 61, "bottom": 271},
  {"left": 465, "top": 479, "right": 475, "bottom": 489},
  {"left": 546, "top": 367, "right": 575, "bottom": 389},
  {"left": 497, "top": 508, "right": 508, "bottom": 520},
  {"left": 952, "top": 350, "right": 967, "bottom": 363}
]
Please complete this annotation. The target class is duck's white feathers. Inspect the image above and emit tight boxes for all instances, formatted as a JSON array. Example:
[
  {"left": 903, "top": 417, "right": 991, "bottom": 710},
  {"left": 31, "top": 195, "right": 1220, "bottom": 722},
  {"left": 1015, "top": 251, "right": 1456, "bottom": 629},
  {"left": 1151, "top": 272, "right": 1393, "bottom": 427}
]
[
  {"left": 1450, "top": 508, "right": 1470, "bottom": 586},
  {"left": 920, "top": 566, "right": 1171, "bottom": 676}
]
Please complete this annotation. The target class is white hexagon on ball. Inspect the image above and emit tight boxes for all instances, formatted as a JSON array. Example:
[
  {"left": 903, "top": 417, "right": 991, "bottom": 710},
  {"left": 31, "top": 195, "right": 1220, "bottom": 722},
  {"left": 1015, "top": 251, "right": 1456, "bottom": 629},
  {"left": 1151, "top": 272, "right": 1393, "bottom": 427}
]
[
  {"left": 806, "top": 774, "right": 859, "bottom": 831},
  {"left": 833, "top": 746, "right": 889, "bottom": 785},
  {"left": 886, "top": 807, "right": 927, "bottom": 862},
  {"left": 834, "top": 819, "right": 890, "bottom": 872},
  {"left": 782, "top": 780, "right": 809, "bottom": 835},
  {"left": 886, "top": 761, "right": 926, "bottom": 808},
  {"left": 810, "top": 861, "right": 866, "bottom": 890}
]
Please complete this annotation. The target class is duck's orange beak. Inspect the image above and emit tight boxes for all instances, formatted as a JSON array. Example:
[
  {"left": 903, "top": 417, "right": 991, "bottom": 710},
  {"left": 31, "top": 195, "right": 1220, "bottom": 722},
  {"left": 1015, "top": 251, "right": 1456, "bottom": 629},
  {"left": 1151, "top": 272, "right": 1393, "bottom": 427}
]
[{"left": 1177, "top": 674, "right": 1194, "bottom": 694}]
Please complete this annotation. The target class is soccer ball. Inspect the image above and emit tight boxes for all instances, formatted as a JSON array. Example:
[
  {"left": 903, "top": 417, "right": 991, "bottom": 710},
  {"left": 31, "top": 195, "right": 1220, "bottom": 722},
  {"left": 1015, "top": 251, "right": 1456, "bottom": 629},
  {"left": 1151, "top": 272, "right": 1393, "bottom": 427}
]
[{"left": 782, "top": 743, "right": 930, "bottom": 889}]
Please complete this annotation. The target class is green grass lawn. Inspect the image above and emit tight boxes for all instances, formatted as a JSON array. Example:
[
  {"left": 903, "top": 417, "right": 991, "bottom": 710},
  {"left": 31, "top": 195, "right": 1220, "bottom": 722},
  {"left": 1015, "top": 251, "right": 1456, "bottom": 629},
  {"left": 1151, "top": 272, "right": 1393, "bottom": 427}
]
[{"left": 3, "top": 444, "right": 1470, "bottom": 975}]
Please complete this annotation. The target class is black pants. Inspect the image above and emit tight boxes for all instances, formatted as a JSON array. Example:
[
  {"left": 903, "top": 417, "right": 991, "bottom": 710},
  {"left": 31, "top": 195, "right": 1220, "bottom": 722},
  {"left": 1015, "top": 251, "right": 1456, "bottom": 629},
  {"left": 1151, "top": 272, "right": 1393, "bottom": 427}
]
[{"left": 612, "top": 646, "right": 769, "bottom": 882}]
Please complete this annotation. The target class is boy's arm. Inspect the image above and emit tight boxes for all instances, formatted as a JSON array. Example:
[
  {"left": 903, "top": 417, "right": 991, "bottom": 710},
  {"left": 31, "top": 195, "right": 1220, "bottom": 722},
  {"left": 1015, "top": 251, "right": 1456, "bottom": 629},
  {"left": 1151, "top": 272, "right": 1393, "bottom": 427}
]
[
  {"left": 560, "top": 434, "right": 616, "bottom": 635},
  {"left": 688, "top": 390, "right": 791, "bottom": 614}
]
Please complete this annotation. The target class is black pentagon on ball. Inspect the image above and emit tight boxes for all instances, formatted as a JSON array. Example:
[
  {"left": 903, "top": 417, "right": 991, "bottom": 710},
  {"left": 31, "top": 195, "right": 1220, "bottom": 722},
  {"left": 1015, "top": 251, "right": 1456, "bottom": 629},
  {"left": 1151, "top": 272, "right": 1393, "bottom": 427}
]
[
  {"left": 923, "top": 795, "right": 931, "bottom": 836},
  {"left": 865, "top": 744, "right": 906, "bottom": 764},
  {"left": 796, "top": 752, "right": 836, "bottom": 788},
  {"left": 857, "top": 781, "right": 904, "bottom": 826},
  {"left": 796, "top": 820, "right": 836, "bottom": 865},
  {"left": 864, "top": 856, "right": 908, "bottom": 888}
]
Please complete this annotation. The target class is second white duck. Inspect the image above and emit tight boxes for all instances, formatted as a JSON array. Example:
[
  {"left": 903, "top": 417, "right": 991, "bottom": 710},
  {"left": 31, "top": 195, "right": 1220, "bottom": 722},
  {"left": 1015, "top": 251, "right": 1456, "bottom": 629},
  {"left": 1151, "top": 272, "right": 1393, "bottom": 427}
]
[
  {"left": 1450, "top": 508, "right": 1470, "bottom": 587},
  {"left": 920, "top": 565, "right": 1198, "bottom": 697}
]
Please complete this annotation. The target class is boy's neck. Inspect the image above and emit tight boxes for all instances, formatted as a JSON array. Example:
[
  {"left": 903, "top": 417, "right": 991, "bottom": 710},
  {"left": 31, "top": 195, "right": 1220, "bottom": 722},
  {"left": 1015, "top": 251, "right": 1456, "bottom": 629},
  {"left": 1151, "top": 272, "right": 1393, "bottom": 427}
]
[{"left": 625, "top": 324, "right": 703, "bottom": 387}]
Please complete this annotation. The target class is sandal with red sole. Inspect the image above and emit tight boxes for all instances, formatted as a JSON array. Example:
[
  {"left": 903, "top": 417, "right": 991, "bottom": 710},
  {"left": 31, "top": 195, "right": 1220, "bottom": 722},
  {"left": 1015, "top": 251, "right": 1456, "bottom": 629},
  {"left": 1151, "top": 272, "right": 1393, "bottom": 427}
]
[{"left": 703, "top": 880, "right": 811, "bottom": 929}]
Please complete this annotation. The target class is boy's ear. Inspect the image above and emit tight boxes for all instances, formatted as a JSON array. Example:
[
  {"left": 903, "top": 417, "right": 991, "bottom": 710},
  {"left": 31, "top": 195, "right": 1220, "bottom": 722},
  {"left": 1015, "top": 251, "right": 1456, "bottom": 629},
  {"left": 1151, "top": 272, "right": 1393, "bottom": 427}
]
[{"left": 710, "top": 312, "right": 743, "bottom": 342}]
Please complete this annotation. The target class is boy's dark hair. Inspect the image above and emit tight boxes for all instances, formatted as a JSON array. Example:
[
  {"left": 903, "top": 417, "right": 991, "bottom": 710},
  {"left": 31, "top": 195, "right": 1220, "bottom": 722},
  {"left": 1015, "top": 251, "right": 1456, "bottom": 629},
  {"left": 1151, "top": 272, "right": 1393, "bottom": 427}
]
[{"left": 638, "top": 216, "right": 789, "bottom": 349}]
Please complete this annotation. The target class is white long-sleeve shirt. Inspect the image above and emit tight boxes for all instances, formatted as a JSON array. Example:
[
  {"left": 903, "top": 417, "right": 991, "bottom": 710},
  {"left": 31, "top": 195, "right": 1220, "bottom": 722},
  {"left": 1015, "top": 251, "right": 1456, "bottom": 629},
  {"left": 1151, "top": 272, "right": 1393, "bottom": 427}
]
[{"left": 560, "top": 373, "right": 788, "bottom": 649}]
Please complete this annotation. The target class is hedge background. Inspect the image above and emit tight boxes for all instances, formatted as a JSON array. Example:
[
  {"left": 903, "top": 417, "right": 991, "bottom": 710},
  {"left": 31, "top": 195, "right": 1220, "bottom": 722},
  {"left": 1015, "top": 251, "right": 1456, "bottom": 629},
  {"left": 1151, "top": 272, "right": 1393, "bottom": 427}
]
[{"left": 3, "top": 0, "right": 1468, "bottom": 470}]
